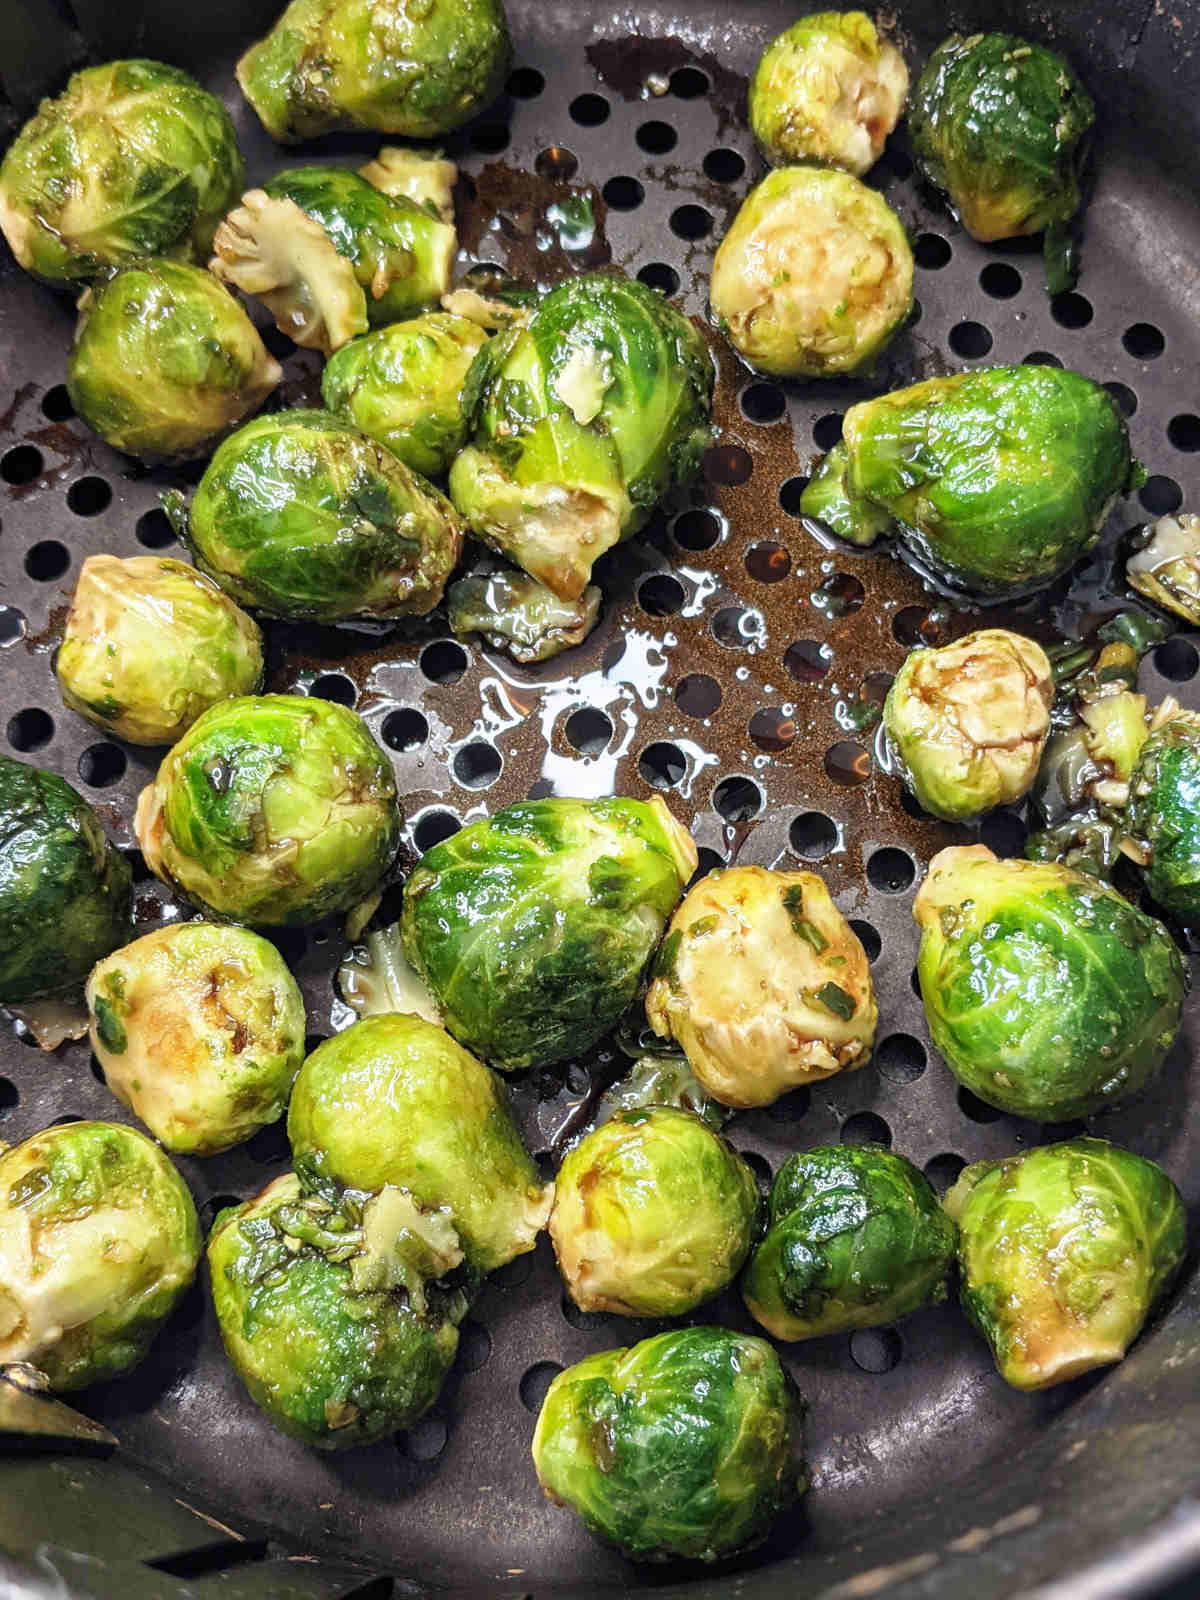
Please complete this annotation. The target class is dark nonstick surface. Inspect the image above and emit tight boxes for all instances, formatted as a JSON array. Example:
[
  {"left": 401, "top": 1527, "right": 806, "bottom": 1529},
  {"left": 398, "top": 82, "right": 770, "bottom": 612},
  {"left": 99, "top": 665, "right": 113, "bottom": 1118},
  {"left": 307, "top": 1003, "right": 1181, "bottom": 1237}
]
[{"left": 2, "top": 2, "right": 1200, "bottom": 1596}]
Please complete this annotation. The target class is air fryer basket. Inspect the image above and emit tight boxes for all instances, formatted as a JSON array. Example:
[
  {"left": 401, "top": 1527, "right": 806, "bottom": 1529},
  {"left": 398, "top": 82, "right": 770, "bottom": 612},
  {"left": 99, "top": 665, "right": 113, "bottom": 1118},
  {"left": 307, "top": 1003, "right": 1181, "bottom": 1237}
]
[{"left": 2, "top": 0, "right": 1200, "bottom": 1595}]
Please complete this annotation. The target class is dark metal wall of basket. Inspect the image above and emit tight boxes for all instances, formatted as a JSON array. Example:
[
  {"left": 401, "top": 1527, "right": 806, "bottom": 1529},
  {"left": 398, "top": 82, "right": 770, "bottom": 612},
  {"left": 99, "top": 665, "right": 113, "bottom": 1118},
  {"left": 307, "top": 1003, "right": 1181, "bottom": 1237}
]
[{"left": 2, "top": 0, "right": 1200, "bottom": 1596}]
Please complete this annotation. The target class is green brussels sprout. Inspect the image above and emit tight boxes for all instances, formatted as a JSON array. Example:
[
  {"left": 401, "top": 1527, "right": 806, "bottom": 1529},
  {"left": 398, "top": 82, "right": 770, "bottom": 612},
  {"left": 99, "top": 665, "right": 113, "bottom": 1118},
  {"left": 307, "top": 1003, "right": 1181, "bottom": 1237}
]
[
  {"left": 883, "top": 629, "right": 1053, "bottom": 822},
  {"left": 0, "top": 756, "right": 132, "bottom": 1005},
  {"left": 86, "top": 924, "right": 305, "bottom": 1155},
  {"left": 450, "top": 273, "right": 713, "bottom": 600},
  {"left": 287, "top": 1015, "right": 551, "bottom": 1272},
  {"left": 1128, "top": 707, "right": 1200, "bottom": 918},
  {"left": 709, "top": 167, "right": 912, "bottom": 380},
  {"left": 645, "top": 865, "right": 876, "bottom": 1109},
  {"left": 749, "top": 11, "right": 909, "bottom": 175},
  {"left": 549, "top": 1108, "right": 759, "bottom": 1318},
  {"left": 237, "top": 0, "right": 513, "bottom": 142},
  {"left": 168, "top": 410, "right": 462, "bottom": 622},
  {"left": 915, "top": 844, "right": 1187, "bottom": 1120},
  {"left": 798, "top": 442, "right": 893, "bottom": 546},
  {"left": 532, "top": 1326, "right": 805, "bottom": 1562},
  {"left": 835, "top": 367, "right": 1139, "bottom": 595},
  {"left": 56, "top": 555, "right": 264, "bottom": 746},
  {"left": 401, "top": 797, "right": 698, "bottom": 1070},
  {"left": 447, "top": 566, "right": 601, "bottom": 663},
  {"left": 135, "top": 694, "right": 400, "bottom": 926},
  {"left": 741, "top": 1146, "right": 955, "bottom": 1341},
  {"left": 321, "top": 313, "right": 488, "bottom": 478},
  {"left": 595, "top": 1051, "right": 730, "bottom": 1132},
  {"left": 910, "top": 33, "right": 1095, "bottom": 293},
  {"left": 945, "top": 1138, "right": 1186, "bottom": 1390},
  {"left": 1127, "top": 515, "right": 1200, "bottom": 626},
  {"left": 208, "top": 1173, "right": 464, "bottom": 1447},
  {"left": 0, "top": 59, "right": 242, "bottom": 286},
  {"left": 0, "top": 1121, "right": 200, "bottom": 1390},
  {"left": 358, "top": 146, "right": 457, "bottom": 223}
]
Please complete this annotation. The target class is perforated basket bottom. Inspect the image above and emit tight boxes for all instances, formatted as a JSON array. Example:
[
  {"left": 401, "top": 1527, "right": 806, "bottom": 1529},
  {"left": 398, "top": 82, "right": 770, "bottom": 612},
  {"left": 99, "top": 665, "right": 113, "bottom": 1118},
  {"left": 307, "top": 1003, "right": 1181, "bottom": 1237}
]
[{"left": 1, "top": 5, "right": 1200, "bottom": 1594}]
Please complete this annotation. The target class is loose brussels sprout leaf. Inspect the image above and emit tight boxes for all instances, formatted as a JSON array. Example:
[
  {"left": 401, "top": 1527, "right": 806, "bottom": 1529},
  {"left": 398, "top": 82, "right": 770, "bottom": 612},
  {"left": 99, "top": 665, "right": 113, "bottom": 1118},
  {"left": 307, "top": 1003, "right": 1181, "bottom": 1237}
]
[
  {"left": 208, "top": 1173, "right": 462, "bottom": 1448},
  {"left": 910, "top": 34, "right": 1094, "bottom": 291},
  {"left": 915, "top": 844, "right": 1187, "bottom": 1120},
  {"left": 1079, "top": 689, "right": 1148, "bottom": 801},
  {"left": 402, "top": 797, "right": 698, "bottom": 1069},
  {"left": 0, "top": 1121, "right": 200, "bottom": 1390},
  {"left": 56, "top": 555, "right": 264, "bottom": 746},
  {"left": 709, "top": 167, "right": 912, "bottom": 380},
  {"left": 1097, "top": 610, "right": 1171, "bottom": 655},
  {"left": 237, "top": 0, "right": 513, "bottom": 142},
  {"left": 550, "top": 1108, "right": 759, "bottom": 1317},
  {"left": 799, "top": 443, "right": 892, "bottom": 546},
  {"left": 321, "top": 312, "right": 488, "bottom": 478},
  {"left": 338, "top": 921, "right": 443, "bottom": 1026},
  {"left": 742, "top": 1146, "right": 955, "bottom": 1341},
  {"left": 841, "top": 367, "right": 1138, "bottom": 595},
  {"left": 532, "top": 1326, "right": 805, "bottom": 1562},
  {"left": 0, "top": 59, "right": 243, "bottom": 285},
  {"left": 1024, "top": 816, "right": 1128, "bottom": 882},
  {"left": 87, "top": 924, "right": 306, "bottom": 1156},
  {"left": 1128, "top": 707, "right": 1200, "bottom": 918},
  {"left": 749, "top": 11, "right": 909, "bottom": 175},
  {"left": 0, "top": 755, "right": 131, "bottom": 1006},
  {"left": 447, "top": 567, "right": 601, "bottom": 663},
  {"left": 359, "top": 147, "right": 457, "bottom": 223},
  {"left": 177, "top": 410, "right": 462, "bottom": 621},
  {"left": 442, "top": 264, "right": 537, "bottom": 331},
  {"left": 645, "top": 865, "right": 876, "bottom": 1108},
  {"left": 135, "top": 694, "right": 400, "bottom": 926},
  {"left": 1127, "top": 515, "right": 1200, "bottom": 626},
  {"left": 450, "top": 273, "right": 713, "bottom": 601},
  {"left": 288, "top": 1015, "right": 551, "bottom": 1272},
  {"left": 883, "top": 629, "right": 1053, "bottom": 821},
  {"left": 945, "top": 1138, "right": 1186, "bottom": 1390},
  {"left": 594, "top": 1052, "right": 730, "bottom": 1132}
]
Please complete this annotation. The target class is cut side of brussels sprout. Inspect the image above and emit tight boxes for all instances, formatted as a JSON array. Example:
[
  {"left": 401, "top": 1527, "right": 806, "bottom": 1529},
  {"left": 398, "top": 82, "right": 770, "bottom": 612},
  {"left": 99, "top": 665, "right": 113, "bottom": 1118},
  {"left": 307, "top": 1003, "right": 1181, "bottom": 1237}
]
[
  {"left": 337, "top": 922, "right": 444, "bottom": 1026},
  {"left": 359, "top": 147, "right": 458, "bottom": 223},
  {"left": 1129, "top": 706, "right": 1200, "bottom": 918},
  {"left": 447, "top": 567, "right": 601, "bottom": 663},
  {"left": 1127, "top": 514, "right": 1200, "bottom": 626}
]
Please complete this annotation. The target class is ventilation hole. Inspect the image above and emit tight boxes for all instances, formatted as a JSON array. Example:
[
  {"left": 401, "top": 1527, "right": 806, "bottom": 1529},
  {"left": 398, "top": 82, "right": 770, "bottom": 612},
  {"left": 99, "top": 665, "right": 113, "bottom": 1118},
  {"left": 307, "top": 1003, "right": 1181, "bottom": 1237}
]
[
  {"left": 382, "top": 708, "right": 428, "bottom": 752},
  {"left": 1166, "top": 413, "right": 1200, "bottom": 452},
  {"left": 675, "top": 673, "right": 721, "bottom": 719},
  {"left": 1123, "top": 322, "right": 1165, "bottom": 359},
  {"left": 638, "top": 261, "right": 680, "bottom": 295},
  {"left": 712, "top": 605, "right": 764, "bottom": 648},
  {"left": 470, "top": 122, "right": 509, "bottom": 154},
  {"left": 909, "top": 298, "right": 923, "bottom": 327},
  {"left": 892, "top": 605, "right": 952, "bottom": 647},
  {"left": 535, "top": 145, "right": 577, "bottom": 180},
  {"left": 862, "top": 670, "right": 894, "bottom": 705},
  {"left": 949, "top": 321, "right": 993, "bottom": 359},
  {"left": 245, "top": 1121, "right": 290, "bottom": 1165},
  {"left": 670, "top": 66, "right": 709, "bottom": 97},
  {"left": 90, "top": 1052, "right": 106, "bottom": 1085},
  {"left": 745, "top": 541, "right": 791, "bottom": 583},
  {"left": 519, "top": 1361, "right": 563, "bottom": 1413},
  {"left": 147, "top": 1540, "right": 269, "bottom": 1579},
  {"left": 309, "top": 672, "right": 355, "bottom": 706},
  {"left": 877, "top": 1033, "right": 926, "bottom": 1084},
  {"left": 457, "top": 1321, "right": 492, "bottom": 1373},
  {"left": 841, "top": 1111, "right": 892, "bottom": 1147},
  {"left": 639, "top": 740, "right": 687, "bottom": 789},
  {"left": 923, "top": 1153, "right": 967, "bottom": 1196},
  {"left": 637, "top": 119, "right": 677, "bottom": 154},
  {"left": 453, "top": 741, "right": 502, "bottom": 789},
  {"left": 0, "top": 1079, "right": 17, "bottom": 1116},
  {"left": 914, "top": 232, "right": 951, "bottom": 268},
  {"left": 910, "top": 964, "right": 922, "bottom": 998},
  {"left": 420, "top": 640, "right": 469, "bottom": 684},
  {"left": 603, "top": 174, "right": 644, "bottom": 210},
  {"left": 201, "top": 1193, "right": 244, "bottom": 1231},
  {"left": 849, "top": 919, "right": 881, "bottom": 962},
  {"left": 24, "top": 540, "right": 69, "bottom": 581},
  {"left": 41, "top": 384, "right": 75, "bottom": 421},
  {"left": 867, "top": 847, "right": 915, "bottom": 893},
  {"left": 741, "top": 382, "right": 786, "bottom": 424},
  {"left": 1050, "top": 291, "right": 1093, "bottom": 329},
  {"left": 749, "top": 708, "right": 795, "bottom": 751},
  {"left": 570, "top": 92, "right": 609, "bottom": 125},
  {"left": 785, "top": 639, "right": 832, "bottom": 682},
  {"left": 2, "top": 445, "right": 42, "bottom": 484},
  {"left": 813, "top": 412, "right": 845, "bottom": 450},
  {"left": 1154, "top": 638, "right": 1200, "bottom": 681},
  {"left": 1024, "top": 350, "right": 1063, "bottom": 367},
  {"left": 561, "top": 1295, "right": 613, "bottom": 1331},
  {"left": 704, "top": 147, "right": 746, "bottom": 182},
  {"left": 979, "top": 262, "right": 1021, "bottom": 298},
  {"left": 50, "top": 1114, "right": 85, "bottom": 1127},
  {"left": 900, "top": 789, "right": 936, "bottom": 823},
  {"left": 1140, "top": 475, "right": 1183, "bottom": 515},
  {"left": 979, "top": 810, "right": 1028, "bottom": 857},
  {"left": 78, "top": 743, "right": 126, "bottom": 788},
  {"left": 812, "top": 572, "right": 865, "bottom": 618},
  {"left": 691, "top": 846, "right": 725, "bottom": 885},
  {"left": 825, "top": 741, "right": 871, "bottom": 786},
  {"left": 673, "top": 506, "right": 722, "bottom": 550},
  {"left": 7, "top": 708, "right": 53, "bottom": 752},
  {"left": 740, "top": 1150, "right": 773, "bottom": 1193},
  {"left": 413, "top": 810, "right": 461, "bottom": 852},
  {"left": 565, "top": 706, "right": 613, "bottom": 756},
  {"left": 135, "top": 508, "right": 175, "bottom": 548},
  {"left": 670, "top": 204, "right": 713, "bottom": 240},
  {"left": 400, "top": 1415, "right": 447, "bottom": 1461},
  {"left": 66, "top": 476, "right": 112, "bottom": 516},
  {"left": 779, "top": 475, "right": 809, "bottom": 515},
  {"left": 13, "top": 1022, "right": 43, "bottom": 1049},
  {"left": 507, "top": 66, "right": 545, "bottom": 97},
  {"left": 1104, "top": 381, "right": 1138, "bottom": 418},
  {"left": 850, "top": 1327, "right": 902, "bottom": 1373},
  {"left": 790, "top": 811, "right": 837, "bottom": 860},
  {"left": 638, "top": 573, "right": 685, "bottom": 616},
  {"left": 0, "top": 607, "right": 26, "bottom": 646},
  {"left": 713, "top": 775, "right": 763, "bottom": 822},
  {"left": 766, "top": 1086, "right": 811, "bottom": 1122},
  {"left": 305, "top": 1033, "right": 329, "bottom": 1055}
]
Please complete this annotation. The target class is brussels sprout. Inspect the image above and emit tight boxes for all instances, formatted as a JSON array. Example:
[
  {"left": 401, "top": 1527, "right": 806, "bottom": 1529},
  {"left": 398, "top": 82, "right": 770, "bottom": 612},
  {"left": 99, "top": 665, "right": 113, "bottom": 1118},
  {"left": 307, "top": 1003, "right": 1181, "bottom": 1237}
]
[
  {"left": 209, "top": 1173, "right": 464, "bottom": 1447},
  {"left": 749, "top": 12, "right": 908, "bottom": 175},
  {"left": 741, "top": 1146, "right": 954, "bottom": 1341},
  {"left": 1127, "top": 515, "right": 1200, "bottom": 626},
  {"left": 883, "top": 629, "right": 1053, "bottom": 822},
  {"left": 549, "top": 1108, "right": 759, "bottom": 1318},
  {"left": 0, "top": 59, "right": 242, "bottom": 285},
  {"left": 910, "top": 33, "right": 1094, "bottom": 293},
  {"left": 447, "top": 566, "right": 601, "bottom": 663},
  {"left": 288, "top": 1015, "right": 550, "bottom": 1272},
  {"left": 0, "top": 756, "right": 131, "bottom": 1006},
  {"left": 441, "top": 263, "right": 537, "bottom": 331},
  {"left": 237, "top": 0, "right": 513, "bottom": 142},
  {"left": 321, "top": 313, "right": 488, "bottom": 478},
  {"left": 135, "top": 694, "right": 400, "bottom": 926},
  {"left": 915, "top": 844, "right": 1187, "bottom": 1120},
  {"left": 1128, "top": 707, "right": 1200, "bottom": 918},
  {"left": 450, "top": 273, "right": 712, "bottom": 601},
  {"left": 645, "top": 865, "right": 876, "bottom": 1109},
  {"left": 359, "top": 147, "right": 457, "bottom": 223},
  {"left": 834, "top": 367, "right": 1139, "bottom": 595},
  {"left": 401, "top": 797, "right": 697, "bottom": 1069},
  {"left": 594, "top": 1051, "right": 730, "bottom": 1132},
  {"left": 945, "top": 1138, "right": 1186, "bottom": 1390},
  {"left": 0, "top": 1121, "right": 199, "bottom": 1390},
  {"left": 798, "top": 442, "right": 893, "bottom": 546},
  {"left": 533, "top": 1326, "right": 804, "bottom": 1562},
  {"left": 709, "top": 167, "right": 912, "bottom": 380},
  {"left": 169, "top": 410, "right": 462, "bottom": 622},
  {"left": 56, "top": 556, "right": 264, "bottom": 747}
]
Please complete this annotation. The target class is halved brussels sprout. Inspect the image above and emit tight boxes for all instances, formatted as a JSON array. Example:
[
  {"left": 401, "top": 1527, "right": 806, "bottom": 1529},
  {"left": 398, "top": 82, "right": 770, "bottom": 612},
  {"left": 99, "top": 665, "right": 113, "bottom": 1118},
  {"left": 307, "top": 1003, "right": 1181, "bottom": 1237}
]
[
  {"left": 169, "top": 410, "right": 462, "bottom": 621},
  {"left": 1128, "top": 707, "right": 1200, "bottom": 918},
  {"left": 533, "top": 1326, "right": 805, "bottom": 1562},
  {"left": 883, "top": 629, "right": 1053, "bottom": 821},
  {"left": 447, "top": 566, "right": 601, "bottom": 663},
  {"left": 135, "top": 694, "right": 400, "bottom": 926},
  {"left": 910, "top": 33, "right": 1094, "bottom": 292},
  {"left": 287, "top": 1015, "right": 550, "bottom": 1272},
  {"left": 0, "top": 59, "right": 242, "bottom": 285},
  {"left": 401, "top": 797, "right": 697, "bottom": 1070},
  {"left": 359, "top": 147, "right": 457, "bottom": 223},
  {"left": 798, "top": 442, "right": 893, "bottom": 546},
  {"left": 1127, "top": 515, "right": 1200, "bottom": 626},
  {"left": 237, "top": 0, "right": 513, "bottom": 142},
  {"left": 56, "top": 555, "right": 264, "bottom": 746},
  {"left": 742, "top": 1146, "right": 955, "bottom": 1341},
  {"left": 321, "top": 313, "right": 488, "bottom": 478},
  {"left": 945, "top": 1138, "right": 1186, "bottom": 1390},
  {"left": 550, "top": 1108, "right": 759, "bottom": 1318},
  {"left": 87, "top": 924, "right": 305, "bottom": 1156},
  {"left": 209, "top": 1173, "right": 464, "bottom": 1448},
  {"left": 645, "top": 865, "right": 876, "bottom": 1108},
  {"left": 0, "top": 1121, "right": 200, "bottom": 1390},
  {"left": 594, "top": 1052, "right": 730, "bottom": 1131},
  {"left": 749, "top": 11, "right": 909, "bottom": 175},
  {"left": 915, "top": 844, "right": 1187, "bottom": 1120},
  {"left": 709, "top": 167, "right": 912, "bottom": 379},
  {"left": 0, "top": 756, "right": 131, "bottom": 1005},
  {"left": 450, "top": 273, "right": 713, "bottom": 601}
]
